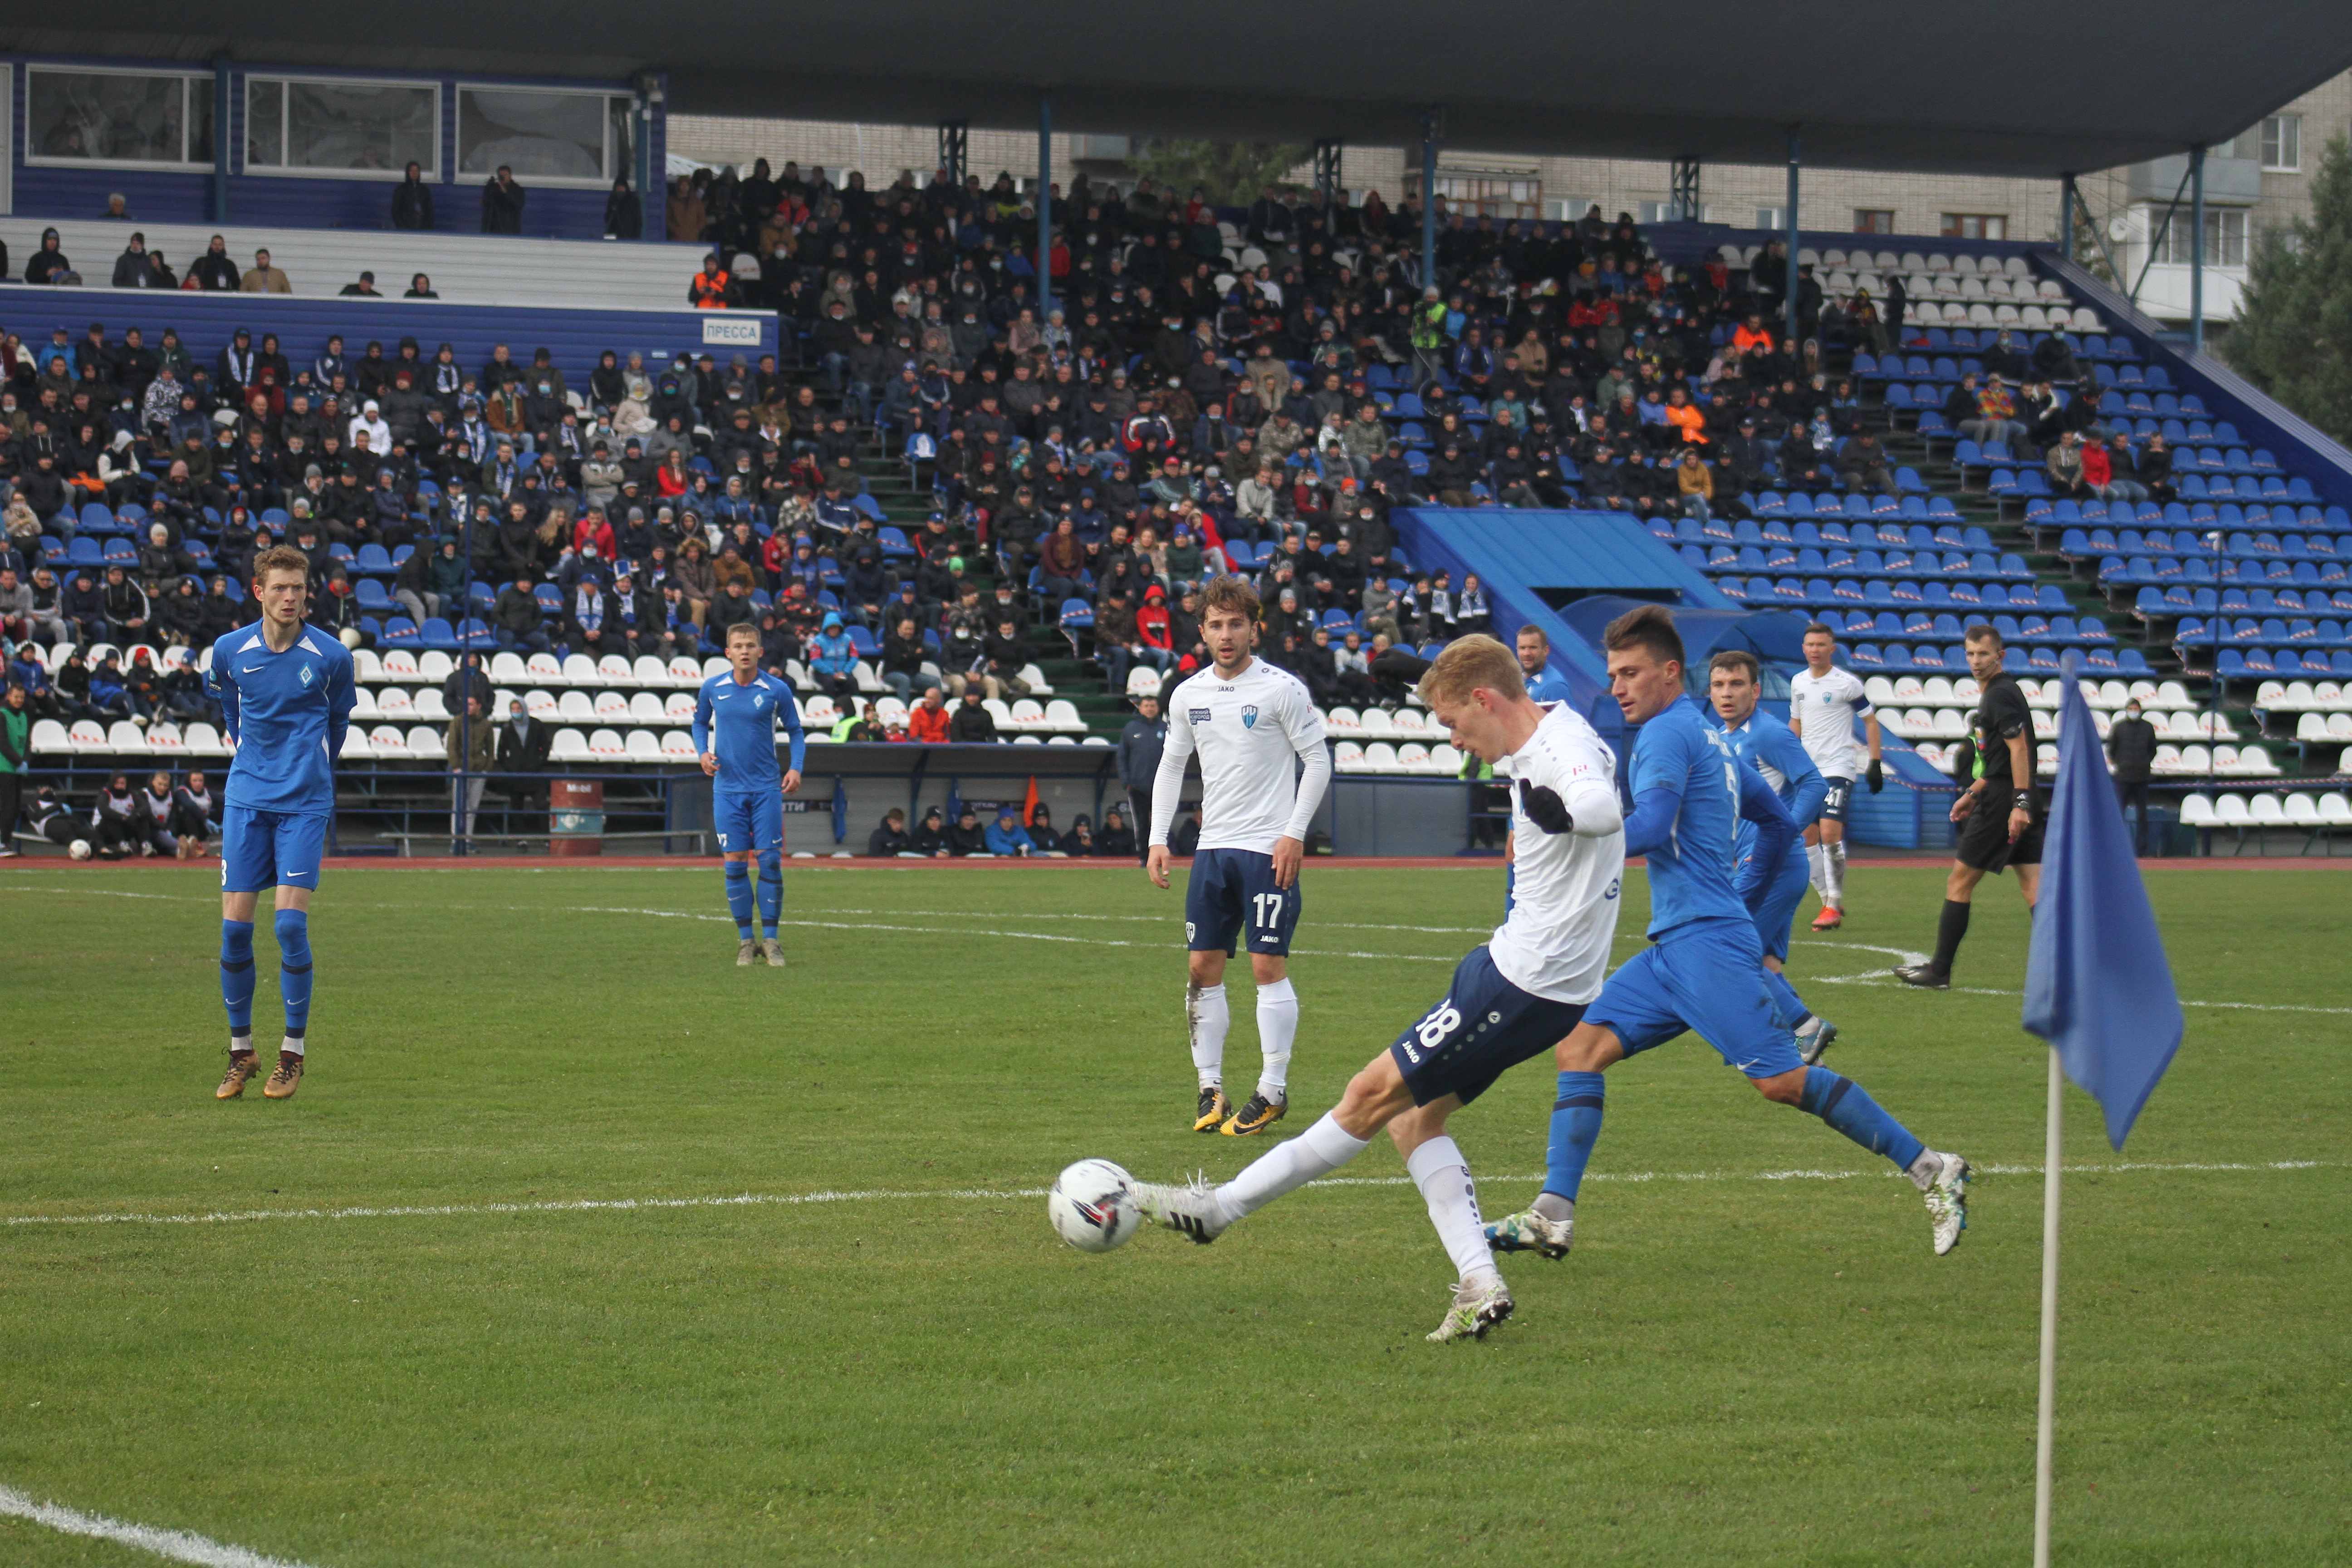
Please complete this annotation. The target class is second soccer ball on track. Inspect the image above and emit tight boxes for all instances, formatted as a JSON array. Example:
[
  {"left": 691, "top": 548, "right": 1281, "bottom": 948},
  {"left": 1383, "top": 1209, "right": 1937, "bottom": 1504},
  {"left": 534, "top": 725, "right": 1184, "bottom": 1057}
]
[{"left": 1047, "top": 1160, "right": 1142, "bottom": 1253}]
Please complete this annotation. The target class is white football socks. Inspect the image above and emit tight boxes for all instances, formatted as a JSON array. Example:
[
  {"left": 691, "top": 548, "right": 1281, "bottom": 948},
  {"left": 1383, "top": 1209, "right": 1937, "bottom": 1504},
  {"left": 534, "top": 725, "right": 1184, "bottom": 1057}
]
[
  {"left": 1254, "top": 977, "right": 1298, "bottom": 1099},
  {"left": 1827, "top": 840, "right": 1848, "bottom": 906},
  {"left": 1806, "top": 841, "right": 1831, "bottom": 902},
  {"left": 1407, "top": 1137, "right": 1498, "bottom": 1286},
  {"left": 1218, "top": 1111, "right": 1371, "bottom": 1221},
  {"left": 1186, "top": 983, "right": 1230, "bottom": 1089}
]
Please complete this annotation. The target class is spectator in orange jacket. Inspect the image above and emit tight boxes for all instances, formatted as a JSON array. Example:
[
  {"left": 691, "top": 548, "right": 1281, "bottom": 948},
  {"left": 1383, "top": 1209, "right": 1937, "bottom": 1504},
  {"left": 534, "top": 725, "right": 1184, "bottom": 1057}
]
[
  {"left": 1663, "top": 387, "right": 1708, "bottom": 444},
  {"left": 906, "top": 684, "right": 953, "bottom": 744},
  {"left": 1731, "top": 313, "right": 1775, "bottom": 353}
]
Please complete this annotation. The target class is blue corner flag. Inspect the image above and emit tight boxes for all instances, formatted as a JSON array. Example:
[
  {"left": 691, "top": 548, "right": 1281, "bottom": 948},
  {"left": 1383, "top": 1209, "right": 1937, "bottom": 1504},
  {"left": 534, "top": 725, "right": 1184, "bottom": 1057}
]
[{"left": 2020, "top": 657, "right": 2185, "bottom": 1148}]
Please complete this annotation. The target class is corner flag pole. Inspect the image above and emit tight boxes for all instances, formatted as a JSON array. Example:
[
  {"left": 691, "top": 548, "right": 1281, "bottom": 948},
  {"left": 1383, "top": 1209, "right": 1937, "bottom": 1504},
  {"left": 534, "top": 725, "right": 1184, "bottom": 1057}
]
[{"left": 2033, "top": 1047, "right": 2062, "bottom": 1567}]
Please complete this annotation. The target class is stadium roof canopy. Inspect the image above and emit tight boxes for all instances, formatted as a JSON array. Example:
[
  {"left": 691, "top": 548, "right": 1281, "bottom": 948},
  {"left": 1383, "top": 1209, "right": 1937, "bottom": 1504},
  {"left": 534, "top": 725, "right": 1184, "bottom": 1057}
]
[{"left": 13, "top": 0, "right": 2352, "bottom": 179}]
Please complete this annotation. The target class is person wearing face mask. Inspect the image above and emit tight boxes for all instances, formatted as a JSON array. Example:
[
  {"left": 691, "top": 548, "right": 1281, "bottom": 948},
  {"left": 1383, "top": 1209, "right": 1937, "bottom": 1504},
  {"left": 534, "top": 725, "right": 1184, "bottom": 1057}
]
[{"left": 2104, "top": 698, "right": 2159, "bottom": 857}]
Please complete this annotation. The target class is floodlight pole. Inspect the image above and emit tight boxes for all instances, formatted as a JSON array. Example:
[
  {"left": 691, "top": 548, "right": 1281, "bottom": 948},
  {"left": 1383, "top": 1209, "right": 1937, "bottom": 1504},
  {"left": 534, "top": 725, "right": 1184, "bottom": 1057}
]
[
  {"left": 1420, "top": 109, "right": 1442, "bottom": 294},
  {"left": 1669, "top": 157, "right": 1701, "bottom": 222},
  {"left": 1037, "top": 95, "right": 1054, "bottom": 326},
  {"left": 2059, "top": 173, "right": 2076, "bottom": 263},
  {"left": 2188, "top": 144, "right": 2206, "bottom": 356},
  {"left": 1784, "top": 127, "right": 1802, "bottom": 350},
  {"left": 1313, "top": 139, "right": 1344, "bottom": 211}
]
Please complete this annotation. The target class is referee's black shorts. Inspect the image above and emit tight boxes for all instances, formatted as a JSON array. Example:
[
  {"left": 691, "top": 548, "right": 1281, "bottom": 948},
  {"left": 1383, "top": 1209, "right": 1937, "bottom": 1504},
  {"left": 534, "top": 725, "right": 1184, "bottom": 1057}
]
[{"left": 1956, "top": 793, "right": 2044, "bottom": 872}]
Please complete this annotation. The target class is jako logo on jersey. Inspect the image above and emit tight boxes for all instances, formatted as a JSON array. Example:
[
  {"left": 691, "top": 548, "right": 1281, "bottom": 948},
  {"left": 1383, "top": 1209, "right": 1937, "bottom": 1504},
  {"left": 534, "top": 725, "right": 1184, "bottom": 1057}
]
[
  {"left": 1241, "top": 705, "right": 1259, "bottom": 729},
  {"left": 1189, "top": 708, "right": 1211, "bottom": 723}
]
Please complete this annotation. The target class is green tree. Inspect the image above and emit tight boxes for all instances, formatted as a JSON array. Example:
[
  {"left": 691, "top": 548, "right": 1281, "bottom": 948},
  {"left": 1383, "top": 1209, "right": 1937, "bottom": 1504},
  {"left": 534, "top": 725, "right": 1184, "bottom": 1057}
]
[
  {"left": 1127, "top": 139, "right": 1311, "bottom": 207},
  {"left": 2226, "top": 132, "right": 2352, "bottom": 444}
]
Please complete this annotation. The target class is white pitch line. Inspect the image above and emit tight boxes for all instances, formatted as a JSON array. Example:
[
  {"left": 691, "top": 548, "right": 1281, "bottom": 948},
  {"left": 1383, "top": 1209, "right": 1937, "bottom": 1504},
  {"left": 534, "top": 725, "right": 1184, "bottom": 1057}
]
[
  {"left": 11, "top": 886, "right": 2352, "bottom": 1012},
  {"left": 4, "top": 1160, "right": 2331, "bottom": 1232},
  {"left": 0, "top": 1483, "right": 321, "bottom": 1568}
]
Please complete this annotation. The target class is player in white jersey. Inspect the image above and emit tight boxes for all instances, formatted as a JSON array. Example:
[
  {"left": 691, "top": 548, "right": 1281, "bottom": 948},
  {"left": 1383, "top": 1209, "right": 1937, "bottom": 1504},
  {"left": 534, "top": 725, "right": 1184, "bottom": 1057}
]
[
  {"left": 1147, "top": 577, "right": 1332, "bottom": 1136},
  {"left": 1132, "top": 635, "right": 1625, "bottom": 1342},
  {"left": 1786, "top": 622, "right": 1883, "bottom": 929}
]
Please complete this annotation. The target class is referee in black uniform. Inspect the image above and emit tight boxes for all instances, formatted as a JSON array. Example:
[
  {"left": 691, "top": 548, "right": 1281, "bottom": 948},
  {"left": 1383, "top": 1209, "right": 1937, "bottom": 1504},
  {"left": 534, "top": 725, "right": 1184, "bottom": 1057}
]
[{"left": 1896, "top": 623, "right": 2042, "bottom": 988}]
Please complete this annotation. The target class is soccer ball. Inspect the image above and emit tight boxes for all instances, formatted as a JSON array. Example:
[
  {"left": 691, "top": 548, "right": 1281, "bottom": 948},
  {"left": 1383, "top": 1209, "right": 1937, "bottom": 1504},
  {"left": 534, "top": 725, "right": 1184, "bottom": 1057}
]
[
  {"left": 1047, "top": 1159, "right": 1140, "bottom": 1253},
  {"left": 68, "top": 839, "right": 92, "bottom": 861}
]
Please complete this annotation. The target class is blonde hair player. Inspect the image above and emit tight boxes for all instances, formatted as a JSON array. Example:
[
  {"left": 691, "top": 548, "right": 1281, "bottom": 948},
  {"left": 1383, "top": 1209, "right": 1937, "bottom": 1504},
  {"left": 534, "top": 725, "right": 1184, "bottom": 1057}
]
[
  {"left": 1130, "top": 635, "right": 1626, "bottom": 1341},
  {"left": 206, "top": 545, "right": 356, "bottom": 1102}
]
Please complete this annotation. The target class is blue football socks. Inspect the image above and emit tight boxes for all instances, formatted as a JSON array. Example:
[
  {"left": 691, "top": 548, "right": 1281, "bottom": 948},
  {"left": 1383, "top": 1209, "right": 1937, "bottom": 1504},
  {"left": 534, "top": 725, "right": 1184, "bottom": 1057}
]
[
  {"left": 274, "top": 908, "right": 313, "bottom": 1038},
  {"left": 723, "top": 860, "right": 754, "bottom": 939},
  {"left": 219, "top": 919, "right": 255, "bottom": 1038},
  {"left": 1799, "top": 1066, "right": 1924, "bottom": 1169},
  {"left": 755, "top": 849, "right": 782, "bottom": 940},
  {"left": 1542, "top": 1070, "right": 1607, "bottom": 1203}
]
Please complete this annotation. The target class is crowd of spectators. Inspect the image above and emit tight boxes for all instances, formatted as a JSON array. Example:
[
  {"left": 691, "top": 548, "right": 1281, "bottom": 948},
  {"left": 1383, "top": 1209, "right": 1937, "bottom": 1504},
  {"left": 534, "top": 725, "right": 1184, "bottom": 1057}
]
[{"left": 859, "top": 799, "right": 1140, "bottom": 858}]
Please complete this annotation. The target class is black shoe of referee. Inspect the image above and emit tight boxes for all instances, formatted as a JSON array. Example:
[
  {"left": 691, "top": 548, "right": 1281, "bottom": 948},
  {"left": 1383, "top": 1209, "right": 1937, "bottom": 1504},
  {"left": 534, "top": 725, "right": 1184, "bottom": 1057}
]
[{"left": 1893, "top": 962, "right": 1950, "bottom": 990}]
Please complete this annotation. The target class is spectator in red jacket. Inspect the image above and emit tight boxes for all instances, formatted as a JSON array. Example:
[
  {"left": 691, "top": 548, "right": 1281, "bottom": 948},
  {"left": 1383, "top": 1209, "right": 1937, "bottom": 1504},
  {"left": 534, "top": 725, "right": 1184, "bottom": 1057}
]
[{"left": 906, "top": 685, "right": 953, "bottom": 744}]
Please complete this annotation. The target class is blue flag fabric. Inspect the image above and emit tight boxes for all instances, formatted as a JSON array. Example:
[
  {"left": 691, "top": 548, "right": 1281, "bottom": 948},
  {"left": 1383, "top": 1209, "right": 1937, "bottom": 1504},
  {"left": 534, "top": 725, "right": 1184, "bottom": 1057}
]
[
  {"left": 2021, "top": 657, "right": 2185, "bottom": 1148},
  {"left": 831, "top": 776, "right": 848, "bottom": 844}
]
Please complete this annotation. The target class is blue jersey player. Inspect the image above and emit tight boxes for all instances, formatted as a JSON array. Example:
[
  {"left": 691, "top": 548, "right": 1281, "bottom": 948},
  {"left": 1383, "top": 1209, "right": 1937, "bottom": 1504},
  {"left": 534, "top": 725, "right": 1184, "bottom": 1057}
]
[
  {"left": 1133, "top": 635, "right": 1626, "bottom": 1342},
  {"left": 1485, "top": 607, "right": 1972, "bottom": 1261},
  {"left": 206, "top": 546, "right": 356, "bottom": 1101},
  {"left": 693, "top": 622, "right": 806, "bottom": 966},
  {"left": 1706, "top": 648, "right": 1839, "bottom": 1066}
]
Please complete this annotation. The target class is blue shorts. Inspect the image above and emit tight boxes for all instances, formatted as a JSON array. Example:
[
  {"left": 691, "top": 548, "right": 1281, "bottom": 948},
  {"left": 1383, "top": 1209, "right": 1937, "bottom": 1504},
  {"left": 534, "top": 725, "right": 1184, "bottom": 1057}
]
[
  {"left": 1819, "top": 778, "right": 1854, "bottom": 823},
  {"left": 1744, "top": 845, "right": 1813, "bottom": 964},
  {"left": 1388, "top": 945, "right": 1588, "bottom": 1107},
  {"left": 1185, "top": 848, "right": 1301, "bottom": 956},
  {"left": 714, "top": 788, "right": 783, "bottom": 854},
  {"left": 1588, "top": 919, "right": 1803, "bottom": 1080},
  {"left": 220, "top": 807, "right": 330, "bottom": 893}
]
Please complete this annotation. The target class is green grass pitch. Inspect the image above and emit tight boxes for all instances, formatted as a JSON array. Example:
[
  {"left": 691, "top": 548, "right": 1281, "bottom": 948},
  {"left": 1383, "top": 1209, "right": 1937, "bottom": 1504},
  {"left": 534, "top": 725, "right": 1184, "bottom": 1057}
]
[{"left": 2, "top": 861, "right": 2347, "bottom": 1566}]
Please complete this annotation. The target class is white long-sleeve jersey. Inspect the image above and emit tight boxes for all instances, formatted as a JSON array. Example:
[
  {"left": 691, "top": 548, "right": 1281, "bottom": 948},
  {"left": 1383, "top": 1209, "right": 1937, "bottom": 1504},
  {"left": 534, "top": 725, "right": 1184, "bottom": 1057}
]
[
  {"left": 1149, "top": 658, "right": 1331, "bottom": 853},
  {"left": 1488, "top": 703, "right": 1626, "bottom": 1004}
]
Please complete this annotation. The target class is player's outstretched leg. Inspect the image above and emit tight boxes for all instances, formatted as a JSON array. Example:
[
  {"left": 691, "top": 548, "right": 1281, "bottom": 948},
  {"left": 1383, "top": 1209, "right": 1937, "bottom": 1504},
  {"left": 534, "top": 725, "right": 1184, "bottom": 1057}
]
[
  {"left": 755, "top": 848, "right": 784, "bottom": 966},
  {"left": 1783, "top": 1066, "right": 1970, "bottom": 1254},
  {"left": 216, "top": 916, "right": 259, "bottom": 1099},
  {"left": 1136, "top": 1110, "right": 1369, "bottom": 1242},
  {"left": 266, "top": 907, "right": 310, "bottom": 1099},
  {"left": 724, "top": 859, "right": 756, "bottom": 965},
  {"left": 1224, "top": 971, "right": 1295, "bottom": 1137},
  {"left": 1185, "top": 981, "right": 1232, "bottom": 1132},
  {"left": 1486, "top": 1064, "right": 1604, "bottom": 1259}
]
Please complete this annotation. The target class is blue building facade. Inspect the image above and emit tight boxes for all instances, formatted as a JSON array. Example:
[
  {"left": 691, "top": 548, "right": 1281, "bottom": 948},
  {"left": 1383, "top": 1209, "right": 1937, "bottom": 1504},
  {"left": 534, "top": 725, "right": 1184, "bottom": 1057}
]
[{"left": 5, "top": 55, "right": 668, "bottom": 240}]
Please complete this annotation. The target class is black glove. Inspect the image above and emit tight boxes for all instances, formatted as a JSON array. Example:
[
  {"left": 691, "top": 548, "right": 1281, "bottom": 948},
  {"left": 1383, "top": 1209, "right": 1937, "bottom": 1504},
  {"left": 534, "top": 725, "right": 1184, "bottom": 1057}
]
[
  {"left": 1370, "top": 646, "right": 1431, "bottom": 683},
  {"left": 1866, "top": 757, "right": 1884, "bottom": 794},
  {"left": 1517, "top": 776, "right": 1573, "bottom": 834}
]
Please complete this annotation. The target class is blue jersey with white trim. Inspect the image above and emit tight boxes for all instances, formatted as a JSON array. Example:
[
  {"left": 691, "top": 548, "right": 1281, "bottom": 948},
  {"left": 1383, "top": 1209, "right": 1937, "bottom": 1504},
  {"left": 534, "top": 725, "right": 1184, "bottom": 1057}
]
[
  {"left": 1713, "top": 708, "right": 1828, "bottom": 862},
  {"left": 1628, "top": 694, "right": 1754, "bottom": 938},
  {"left": 205, "top": 623, "right": 356, "bottom": 814},
  {"left": 693, "top": 670, "right": 805, "bottom": 791}
]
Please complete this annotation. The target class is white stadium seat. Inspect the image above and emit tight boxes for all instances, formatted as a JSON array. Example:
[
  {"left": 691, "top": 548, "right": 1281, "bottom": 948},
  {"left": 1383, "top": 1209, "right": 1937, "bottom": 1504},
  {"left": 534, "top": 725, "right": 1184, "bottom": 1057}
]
[
  {"left": 418, "top": 651, "right": 455, "bottom": 683},
  {"left": 1044, "top": 699, "right": 1085, "bottom": 733},
  {"left": 598, "top": 655, "right": 636, "bottom": 687},
  {"left": 184, "top": 722, "right": 227, "bottom": 756},
  {"left": 414, "top": 688, "right": 450, "bottom": 722},
  {"left": 377, "top": 688, "right": 416, "bottom": 720},
  {"left": 338, "top": 727, "right": 373, "bottom": 760},
  {"left": 560, "top": 655, "right": 599, "bottom": 686},
  {"left": 628, "top": 692, "right": 666, "bottom": 724},
  {"left": 593, "top": 691, "right": 631, "bottom": 721},
  {"left": 525, "top": 689, "right": 560, "bottom": 720},
  {"left": 369, "top": 724, "right": 410, "bottom": 758},
  {"left": 351, "top": 648, "right": 383, "bottom": 683},
  {"left": 490, "top": 652, "right": 530, "bottom": 684},
  {"left": 588, "top": 727, "right": 626, "bottom": 759},
  {"left": 664, "top": 692, "right": 697, "bottom": 724},
  {"left": 527, "top": 653, "right": 565, "bottom": 685},
  {"left": 550, "top": 727, "right": 590, "bottom": 762},
  {"left": 661, "top": 730, "right": 698, "bottom": 760},
  {"left": 106, "top": 720, "right": 147, "bottom": 755},
  {"left": 379, "top": 650, "right": 420, "bottom": 681},
  {"left": 30, "top": 719, "right": 71, "bottom": 755},
  {"left": 348, "top": 688, "right": 382, "bottom": 721},
  {"left": 1333, "top": 740, "right": 1368, "bottom": 772},
  {"left": 147, "top": 722, "right": 184, "bottom": 752},
  {"left": 626, "top": 729, "right": 663, "bottom": 762},
  {"left": 407, "top": 725, "right": 446, "bottom": 761},
  {"left": 668, "top": 656, "right": 706, "bottom": 686},
  {"left": 558, "top": 691, "right": 597, "bottom": 722},
  {"left": 2178, "top": 792, "right": 2215, "bottom": 826},
  {"left": 634, "top": 655, "right": 674, "bottom": 687}
]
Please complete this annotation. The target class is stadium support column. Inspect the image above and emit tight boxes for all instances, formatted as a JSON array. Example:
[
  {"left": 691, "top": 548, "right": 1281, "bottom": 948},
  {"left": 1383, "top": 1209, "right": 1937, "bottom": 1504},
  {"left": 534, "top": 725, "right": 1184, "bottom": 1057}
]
[
  {"left": 2059, "top": 174, "right": 2077, "bottom": 263},
  {"left": 1313, "top": 139, "right": 1343, "bottom": 212},
  {"left": 212, "top": 61, "right": 231, "bottom": 224},
  {"left": 2188, "top": 144, "right": 2206, "bottom": 356},
  {"left": 1420, "top": 108, "right": 1442, "bottom": 292},
  {"left": 1784, "top": 127, "right": 1802, "bottom": 350},
  {"left": 1038, "top": 95, "right": 1054, "bottom": 326},
  {"left": 1669, "top": 157, "right": 1700, "bottom": 221},
  {"left": 939, "top": 120, "right": 968, "bottom": 187}
]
